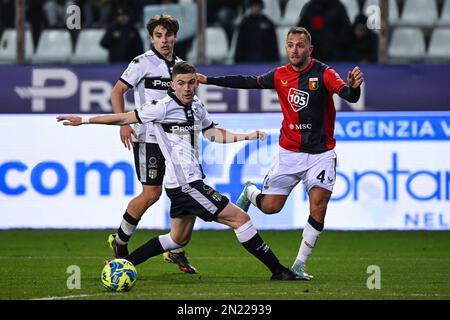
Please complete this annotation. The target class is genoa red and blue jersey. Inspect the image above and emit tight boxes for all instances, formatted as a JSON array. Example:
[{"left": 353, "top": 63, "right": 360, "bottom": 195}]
[{"left": 256, "top": 59, "right": 346, "bottom": 154}]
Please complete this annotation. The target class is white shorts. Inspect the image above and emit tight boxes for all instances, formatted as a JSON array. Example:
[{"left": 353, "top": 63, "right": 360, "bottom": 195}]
[{"left": 261, "top": 147, "right": 337, "bottom": 195}]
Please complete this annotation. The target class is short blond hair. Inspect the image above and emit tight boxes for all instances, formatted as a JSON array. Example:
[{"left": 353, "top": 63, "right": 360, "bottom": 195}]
[{"left": 287, "top": 27, "right": 312, "bottom": 44}]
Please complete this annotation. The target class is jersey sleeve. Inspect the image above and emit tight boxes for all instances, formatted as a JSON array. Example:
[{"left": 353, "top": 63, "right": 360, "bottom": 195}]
[
  {"left": 194, "top": 101, "right": 214, "bottom": 131},
  {"left": 323, "top": 67, "right": 346, "bottom": 94},
  {"left": 323, "top": 67, "right": 361, "bottom": 103},
  {"left": 207, "top": 68, "right": 276, "bottom": 89},
  {"left": 256, "top": 69, "right": 276, "bottom": 89},
  {"left": 119, "top": 56, "right": 147, "bottom": 88},
  {"left": 134, "top": 101, "right": 166, "bottom": 124}
]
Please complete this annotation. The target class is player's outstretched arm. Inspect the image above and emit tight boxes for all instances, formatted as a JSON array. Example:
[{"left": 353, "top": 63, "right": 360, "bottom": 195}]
[
  {"left": 56, "top": 111, "right": 139, "bottom": 126},
  {"left": 203, "top": 127, "right": 267, "bottom": 143},
  {"left": 197, "top": 72, "right": 263, "bottom": 89}
]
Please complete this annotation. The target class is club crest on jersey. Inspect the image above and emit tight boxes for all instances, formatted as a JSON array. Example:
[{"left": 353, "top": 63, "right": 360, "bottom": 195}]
[
  {"left": 280, "top": 79, "right": 288, "bottom": 86},
  {"left": 211, "top": 192, "right": 222, "bottom": 202},
  {"left": 287, "top": 88, "right": 309, "bottom": 112},
  {"left": 148, "top": 169, "right": 158, "bottom": 179},
  {"left": 308, "top": 77, "right": 319, "bottom": 90}
]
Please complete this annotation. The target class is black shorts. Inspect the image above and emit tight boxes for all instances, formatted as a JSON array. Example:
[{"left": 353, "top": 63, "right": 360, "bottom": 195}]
[
  {"left": 132, "top": 142, "right": 165, "bottom": 186},
  {"left": 165, "top": 180, "right": 230, "bottom": 222}
]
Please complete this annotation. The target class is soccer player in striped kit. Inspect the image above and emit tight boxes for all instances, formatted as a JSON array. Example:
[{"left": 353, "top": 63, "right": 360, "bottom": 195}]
[
  {"left": 57, "top": 61, "right": 303, "bottom": 281},
  {"left": 197, "top": 27, "right": 364, "bottom": 280},
  {"left": 107, "top": 14, "right": 196, "bottom": 273}
]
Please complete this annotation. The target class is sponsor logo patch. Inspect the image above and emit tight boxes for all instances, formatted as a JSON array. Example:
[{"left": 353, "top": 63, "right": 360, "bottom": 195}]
[{"left": 288, "top": 88, "right": 309, "bottom": 112}]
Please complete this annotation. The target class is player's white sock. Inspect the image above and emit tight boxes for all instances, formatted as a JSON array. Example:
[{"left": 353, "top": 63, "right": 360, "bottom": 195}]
[
  {"left": 293, "top": 218, "right": 322, "bottom": 268},
  {"left": 246, "top": 184, "right": 261, "bottom": 207},
  {"left": 234, "top": 220, "right": 257, "bottom": 242},
  {"left": 158, "top": 233, "right": 182, "bottom": 251},
  {"left": 116, "top": 211, "right": 140, "bottom": 245}
]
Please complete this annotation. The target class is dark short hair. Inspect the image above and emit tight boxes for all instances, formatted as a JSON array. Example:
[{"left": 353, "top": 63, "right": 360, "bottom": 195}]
[
  {"left": 146, "top": 14, "right": 179, "bottom": 37},
  {"left": 172, "top": 61, "right": 196, "bottom": 78},
  {"left": 286, "top": 27, "right": 312, "bottom": 44}
]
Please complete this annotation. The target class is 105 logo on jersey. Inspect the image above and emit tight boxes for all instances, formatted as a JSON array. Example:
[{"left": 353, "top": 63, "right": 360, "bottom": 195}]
[{"left": 288, "top": 88, "right": 309, "bottom": 112}]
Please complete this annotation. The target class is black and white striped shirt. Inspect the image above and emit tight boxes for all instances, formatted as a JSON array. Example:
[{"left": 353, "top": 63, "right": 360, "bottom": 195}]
[
  {"left": 135, "top": 91, "right": 214, "bottom": 188},
  {"left": 120, "top": 48, "right": 182, "bottom": 143}
]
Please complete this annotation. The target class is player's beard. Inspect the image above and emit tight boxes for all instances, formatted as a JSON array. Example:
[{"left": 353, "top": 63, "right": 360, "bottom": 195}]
[
  {"left": 289, "top": 53, "right": 309, "bottom": 70},
  {"left": 290, "top": 54, "right": 309, "bottom": 70}
]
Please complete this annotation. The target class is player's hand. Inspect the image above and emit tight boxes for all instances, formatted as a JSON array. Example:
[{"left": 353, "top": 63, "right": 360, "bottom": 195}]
[
  {"left": 120, "top": 125, "right": 137, "bottom": 150},
  {"left": 347, "top": 66, "right": 364, "bottom": 88},
  {"left": 197, "top": 73, "right": 207, "bottom": 84},
  {"left": 56, "top": 115, "right": 82, "bottom": 126},
  {"left": 249, "top": 130, "right": 267, "bottom": 141}
]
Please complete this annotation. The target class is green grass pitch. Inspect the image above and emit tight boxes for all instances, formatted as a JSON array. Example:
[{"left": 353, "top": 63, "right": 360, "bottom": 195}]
[{"left": 0, "top": 229, "right": 449, "bottom": 300}]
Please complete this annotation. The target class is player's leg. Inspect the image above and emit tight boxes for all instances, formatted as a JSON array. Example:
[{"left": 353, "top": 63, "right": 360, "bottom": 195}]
[
  {"left": 109, "top": 142, "right": 196, "bottom": 272},
  {"left": 108, "top": 184, "right": 163, "bottom": 257},
  {"left": 216, "top": 202, "right": 301, "bottom": 280},
  {"left": 108, "top": 142, "right": 164, "bottom": 258},
  {"left": 291, "top": 150, "right": 336, "bottom": 279},
  {"left": 124, "top": 216, "right": 196, "bottom": 267},
  {"left": 236, "top": 147, "right": 299, "bottom": 214}
]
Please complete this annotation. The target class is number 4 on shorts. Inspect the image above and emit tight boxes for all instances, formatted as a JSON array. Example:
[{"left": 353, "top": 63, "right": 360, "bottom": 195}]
[{"left": 316, "top": 170, "right": 325, "bottom": 183}]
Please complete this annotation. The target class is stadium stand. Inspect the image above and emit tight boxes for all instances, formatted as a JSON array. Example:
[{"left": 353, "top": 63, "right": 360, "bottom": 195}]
[
  {"left": 341, "top": 0, "right": 360, "bottom": 23},
  {"left": 279, "top": 0, "right": 308, "bottom": 26},
  {"left": 31, "top": 29, "right": 72, "bottom": 63},
  {"left": 70, "top": 29, "right": 108, "bottom": 64},
  {"left": 0, "top": 29, "right": 34, "bottom": 64},
  {"left": 277, "top": 26, "right": 290, "bottom": 61},
  {"left": 187, "top": 26, "right": 229, "bottom": 64},
  {"left": 262, "top": 0, "right": 282, "bottom": 23},
  {"left": 438, "top": 0, "right": 450, "bottom": 26},
  {"left": 397, "top": 0, "right": 438, "bottom": 28},
  {"left": 426, "top": 27, "right": 450, "bottom": 61},
  {"left": 388, "top": 27, "right": 426, "bottom": 62},
  {"left": 140, "top": 29, "right": 150, "bottom": 52},
  {"left": 363, "top": 0, "right": 399, "bottom": 26},
  {"left": 3, "top": 0, "right": 450, "bottom": 64}
]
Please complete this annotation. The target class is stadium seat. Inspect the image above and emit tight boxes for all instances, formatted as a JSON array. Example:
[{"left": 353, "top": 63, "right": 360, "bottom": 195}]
[
  {"left": 187, "top": 27, "right": 229, "bottom": 64},
  {"left": 262, "top": 0, "right": 282, "bottom": 22},
  {"left": 341, "top": 0, "right": 360, "bottom": 23},
  {"left": 388, "top": 27, "right": 426, "bottom": 62},
  {"left": 0, "top": 29, "right": 34, "bottom": 64},
  {"left": 279, "top": 0, "right": 308, "bottom": 26},
  {"left": 140, "top": 29, "right": 150, "bottom": 52},
  {"left": 426, "top": 28, "right": 450, "bottom": 61},
  {"left": 226, "top": 28, "right": 239, "bottom": 64},
  {"left": 32, "top": 29, "right": 72, "bottom": 63},
  {"left": 277, "top": 26, "right": 290, "bottom": 61},
  {"left": 363, "top": 0, "right": 399, "bottom": 26},
  {"left": 438, "top": 0, "right": 450, "bottom": 26},
  {"left": 398, "top": 0, "right": 438, "bottom": 28},
  {"left": 70, "top": 29, "right": 108, "bottom": 64}
]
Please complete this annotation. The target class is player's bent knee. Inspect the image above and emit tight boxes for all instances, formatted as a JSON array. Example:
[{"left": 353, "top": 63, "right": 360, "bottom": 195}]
[
  {"left": 236, "top": 211, "right": 251, "bottom": 226},
  {"left": 217, "top": 204, "right": 250, "bottom": 229},
  {"left": 310, "top": 197, "right": 329, "bottom": 213},
  {"left": 261, "top": 203, "right": 283, "bottom": 214},
  {"left": 141, "top": 185, "right": 162, "bottom": 204}
]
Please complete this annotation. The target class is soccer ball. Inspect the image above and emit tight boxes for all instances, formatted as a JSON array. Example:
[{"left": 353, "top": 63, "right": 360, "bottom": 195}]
[{"left": 101, "top": 258, "right": 137, "bottom": 292}]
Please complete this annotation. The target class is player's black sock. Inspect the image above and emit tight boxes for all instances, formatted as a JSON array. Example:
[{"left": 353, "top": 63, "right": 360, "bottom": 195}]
[
  {"left": 308, "top": 215, "right": 324, "bottom": 231},
  {"left": 125, "top": 236, "right": 164, "bottom": 266},
  {"left": 117, "top": 211, "right": 140, "bottom": 244},
  {"left": 241, "top": 233, "right": 285, "bottom": 274}
]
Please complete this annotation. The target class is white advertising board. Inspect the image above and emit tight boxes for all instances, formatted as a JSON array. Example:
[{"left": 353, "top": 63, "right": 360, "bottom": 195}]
[{"left": 1, "top": 112, "right": 449, "bottom": 230}]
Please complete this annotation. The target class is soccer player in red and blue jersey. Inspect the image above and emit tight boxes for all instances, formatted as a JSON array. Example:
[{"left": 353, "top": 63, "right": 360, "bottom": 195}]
[{"left": 198, "top": 27, "right": 364, "bottom": 280}]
